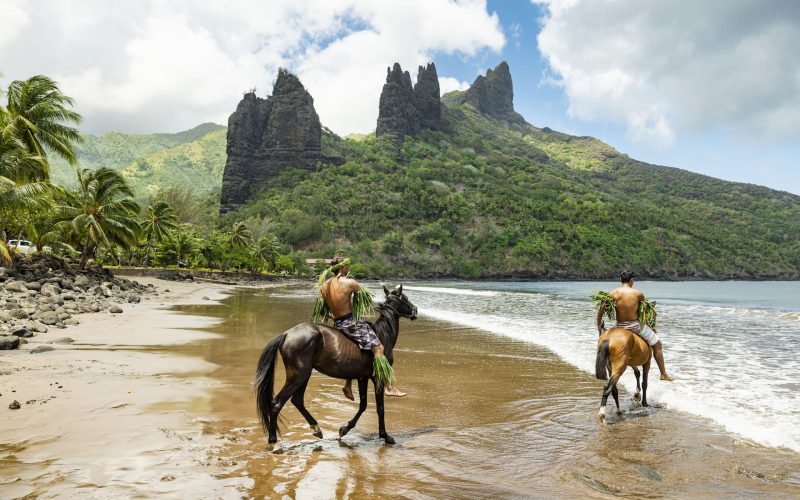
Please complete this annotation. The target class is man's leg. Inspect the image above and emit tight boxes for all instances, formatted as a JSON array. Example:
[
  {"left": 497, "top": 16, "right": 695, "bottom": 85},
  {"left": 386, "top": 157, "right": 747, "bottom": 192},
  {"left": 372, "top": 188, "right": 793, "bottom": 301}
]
[
  {"left": 342, "top": 379, "right": 354, "bottom": 401},
  {"left": 652, "top": 341, "right": 673, "bottom": 381},
  {"left": 369, "top": 344, "right": 406, "bottom": 397}
]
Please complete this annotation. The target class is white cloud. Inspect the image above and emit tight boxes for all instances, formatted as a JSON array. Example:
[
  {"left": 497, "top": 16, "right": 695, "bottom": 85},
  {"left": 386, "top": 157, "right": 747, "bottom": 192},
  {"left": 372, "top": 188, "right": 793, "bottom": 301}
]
[
  {"left": 535, "top": 0, "right": 800, "bottom": 146},
  {"left": 439, "top": 76, "right": 470, "bottom": 94},
  {"left": 0, "top": 0, "right": 504, "bottom": 135}
]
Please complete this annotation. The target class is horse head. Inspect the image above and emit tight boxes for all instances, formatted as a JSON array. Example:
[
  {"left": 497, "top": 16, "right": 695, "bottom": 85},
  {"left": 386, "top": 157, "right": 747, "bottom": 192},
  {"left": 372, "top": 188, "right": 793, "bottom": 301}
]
[{"left": 382, "top": 284, "right": 417, "bottom": 320}]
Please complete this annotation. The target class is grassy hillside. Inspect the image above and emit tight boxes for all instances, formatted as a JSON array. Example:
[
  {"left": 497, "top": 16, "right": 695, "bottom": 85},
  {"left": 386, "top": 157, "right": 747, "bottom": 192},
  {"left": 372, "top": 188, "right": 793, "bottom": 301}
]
[
  {"left": 53, "top": 101, "right": 800, "bottom": 279},
  {"left": 50, "top": 123, "right": 225, "bottom": 196},
  {"left": 232, "top": 98, "right": 800, "bottom": 279}
]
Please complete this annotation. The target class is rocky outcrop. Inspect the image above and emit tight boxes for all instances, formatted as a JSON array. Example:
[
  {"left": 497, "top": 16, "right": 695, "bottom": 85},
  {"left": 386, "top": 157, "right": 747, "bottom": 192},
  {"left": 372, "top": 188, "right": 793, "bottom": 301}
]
[
  {"left": 376, "top": 62, "right": 442, "bottom": 141},
  {"left": 461, "top": 61, "right": 524, "bottom": 122},
  {"left": 220, "top": 69, "right": 338, "bottom": 213},
  {"left": 414, "top": 63, "right": 442, "bottom": 130},
  {"left": 0, "top": 254, "right": 157, "bottom": 349}
]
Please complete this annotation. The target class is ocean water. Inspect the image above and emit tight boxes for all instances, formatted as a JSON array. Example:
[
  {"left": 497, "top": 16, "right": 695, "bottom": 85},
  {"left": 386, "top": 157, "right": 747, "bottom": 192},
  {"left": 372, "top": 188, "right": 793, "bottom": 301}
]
[{"left": 393, "top": 280, "right": 800, "bottom": 453}]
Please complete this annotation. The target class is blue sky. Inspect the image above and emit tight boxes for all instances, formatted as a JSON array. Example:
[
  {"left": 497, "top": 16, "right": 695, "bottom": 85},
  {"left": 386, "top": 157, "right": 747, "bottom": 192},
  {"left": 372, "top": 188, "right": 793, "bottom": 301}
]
[
  {"left": 432, "top": 1, "right": 800, "bottom": 195},
  {"left": 1, "top": 0, "right": 797, "bottom": 195}
]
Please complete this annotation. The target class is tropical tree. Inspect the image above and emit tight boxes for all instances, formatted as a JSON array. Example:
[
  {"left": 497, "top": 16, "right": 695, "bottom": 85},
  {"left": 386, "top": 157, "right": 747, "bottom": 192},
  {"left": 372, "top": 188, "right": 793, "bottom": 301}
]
[
  {"left": 173, "top": 228, "right": 199, "bottom": 266},
  {"left": 56, "top": 167, "right": 140, "bottom": 269},
  {"left": 141, "top": 201, "right": 178, "bottom": 266},
  {"left": 250, "top": 233, "right": 281, "bottom": 272},
  {"left": 0, "top": 129, "right": 52, "bottom": 263},
  {"left": 229, "top": 221, "right": 252, "bottom": 250},
  {"left": 3, "top": 75, "right": 83, "bottom": 178}
]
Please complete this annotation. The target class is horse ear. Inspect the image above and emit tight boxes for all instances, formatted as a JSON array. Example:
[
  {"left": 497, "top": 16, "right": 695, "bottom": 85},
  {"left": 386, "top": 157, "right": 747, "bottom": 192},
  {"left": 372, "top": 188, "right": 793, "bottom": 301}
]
[
  {"left": 383, "top": 285, "right": 391, "bottom": 296},
  {"left": 397, "top": 284, "right": 403, "bottom": 295}
]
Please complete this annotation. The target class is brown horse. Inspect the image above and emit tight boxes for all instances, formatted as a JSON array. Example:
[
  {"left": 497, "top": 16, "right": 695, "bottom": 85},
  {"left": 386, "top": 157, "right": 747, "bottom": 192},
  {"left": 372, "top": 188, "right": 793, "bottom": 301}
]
[
  {"left": 594, "top": 326, "right": 652, "bottom": 422},
  {"left": 254, "top": 285, "right": 417, "bottom": 445}
]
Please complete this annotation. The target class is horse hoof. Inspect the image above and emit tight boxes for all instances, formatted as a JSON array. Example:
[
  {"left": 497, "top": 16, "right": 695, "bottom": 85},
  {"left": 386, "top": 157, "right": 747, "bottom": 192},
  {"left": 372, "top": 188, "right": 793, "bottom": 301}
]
[
  {"left": 642, "top": 402, "right": 649, "bottom": 407},
  {"left": 616, "top": 409, "right": 623, "bottom": 416},
  {"left": 381, "top": 434, "right": 396, "bottom": 445},
  {"left": 339, "top": 425, "right": 350, "bottom": 438},
  {"left": 311, "top": 425, "right": 323, "bottom": 439},
  {"left": 633, "top": 393, "right": 641, "bottom": 402},
  {"left": 268, "top": 436, "right": 278, "bottom": 444}
]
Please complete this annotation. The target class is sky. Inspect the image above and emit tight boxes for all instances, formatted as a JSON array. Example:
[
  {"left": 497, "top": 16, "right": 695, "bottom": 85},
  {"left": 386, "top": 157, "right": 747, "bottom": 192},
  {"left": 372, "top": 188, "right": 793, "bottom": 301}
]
[{"left": 1, "top": 0, "right": 798, "bottom": 194}]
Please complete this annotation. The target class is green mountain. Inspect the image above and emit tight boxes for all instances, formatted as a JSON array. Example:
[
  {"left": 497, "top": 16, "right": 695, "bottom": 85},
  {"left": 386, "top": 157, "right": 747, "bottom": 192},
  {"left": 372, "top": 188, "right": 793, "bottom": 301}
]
[
  {"left": 233, "top": 96, "right": 800, "bottom": 279},
  {"left": 53, "top": 85, "right": 800, "bottom": 279},
  {"left": 50, "top": 122, "right": 226, "bottom": 197}
]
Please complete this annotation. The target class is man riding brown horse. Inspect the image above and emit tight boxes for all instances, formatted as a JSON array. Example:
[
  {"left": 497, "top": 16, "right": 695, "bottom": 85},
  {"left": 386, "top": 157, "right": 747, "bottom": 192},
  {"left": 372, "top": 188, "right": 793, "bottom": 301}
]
[
  {"left": 596, "top": 270, "right": 673, "bottom": 381},
  {"left": 320, "top": 254, "right": 406, "bottom": 398}
]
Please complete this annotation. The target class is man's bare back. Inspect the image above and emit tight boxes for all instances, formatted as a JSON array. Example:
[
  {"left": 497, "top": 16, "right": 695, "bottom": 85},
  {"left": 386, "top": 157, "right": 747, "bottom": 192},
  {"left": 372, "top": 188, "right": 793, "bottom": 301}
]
[
  {"left": 608, "top": 286, "right": 644, "bottom": 322},
  {"left": 320, "top": 275, "right": 358, "bottom": 319}
]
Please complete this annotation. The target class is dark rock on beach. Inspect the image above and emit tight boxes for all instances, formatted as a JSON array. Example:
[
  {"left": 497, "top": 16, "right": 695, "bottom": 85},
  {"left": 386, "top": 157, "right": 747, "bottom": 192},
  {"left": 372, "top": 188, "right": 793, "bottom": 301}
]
[
  {"left": 30, "top": 345, "right": 55, "bottom": 354},
  {"left": 0, "top": 335, "right": 21, "bottom": 350},
  {"left": 9, "top": 400, "right": 21, "bottom": 410}
]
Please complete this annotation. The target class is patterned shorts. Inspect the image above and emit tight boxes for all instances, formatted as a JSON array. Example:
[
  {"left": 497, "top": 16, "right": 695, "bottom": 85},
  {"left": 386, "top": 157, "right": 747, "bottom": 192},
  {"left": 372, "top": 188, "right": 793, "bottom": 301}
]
[
  {"left": 334, "top": 314, "right": 381, "bottom": 351},
  {"left": 617, "top": 320, "right": 660, "bottom": 346}
]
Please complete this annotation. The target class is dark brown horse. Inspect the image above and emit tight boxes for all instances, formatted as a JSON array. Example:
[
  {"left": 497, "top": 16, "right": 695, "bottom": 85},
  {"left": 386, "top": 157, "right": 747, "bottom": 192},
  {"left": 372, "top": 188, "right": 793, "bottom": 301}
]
[
  {"left": 594, "top": 326, "right": 652, "bottom": 422},
  {"left": 254, "top": 285, "right": 417, "bottom": 445}
]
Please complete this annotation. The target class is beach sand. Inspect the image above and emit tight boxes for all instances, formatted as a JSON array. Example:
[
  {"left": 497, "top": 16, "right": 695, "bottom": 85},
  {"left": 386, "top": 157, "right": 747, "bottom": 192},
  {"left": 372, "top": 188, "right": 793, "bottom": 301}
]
[
  {"left": 0, "top": 278, "right": 246, "bottom": 498},
  {"left": 2, "top": 281, "right": 799, "bottom": 498}
]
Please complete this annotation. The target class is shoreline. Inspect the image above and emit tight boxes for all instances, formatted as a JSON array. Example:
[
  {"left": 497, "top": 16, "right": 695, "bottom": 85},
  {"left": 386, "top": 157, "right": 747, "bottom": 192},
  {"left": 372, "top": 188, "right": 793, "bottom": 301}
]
[
  {"left": 2, "top": 279, "right": 799, "bottom": 497},
  {"left": 0, "top": 277, "right": 246, "bottom": 497}
]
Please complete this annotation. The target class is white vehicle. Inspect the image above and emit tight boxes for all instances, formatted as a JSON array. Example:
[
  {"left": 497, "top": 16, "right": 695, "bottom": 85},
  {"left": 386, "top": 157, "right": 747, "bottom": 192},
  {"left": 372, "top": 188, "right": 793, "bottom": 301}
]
[{"left": 7, "top": 239, "right": 37, "bottom": 254}]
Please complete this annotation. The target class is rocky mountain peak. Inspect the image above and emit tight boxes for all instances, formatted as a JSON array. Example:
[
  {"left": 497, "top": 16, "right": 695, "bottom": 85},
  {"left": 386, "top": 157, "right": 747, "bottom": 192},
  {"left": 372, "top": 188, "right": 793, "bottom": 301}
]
[
  {"left": 376, "top": 62, "right": 444, "bottom": 141},
  {"left": 219, "top": 69, "right": 331, "bottom": 214},
  {"left": 462, "top": 61, "right": 523, "bottom": 122}
]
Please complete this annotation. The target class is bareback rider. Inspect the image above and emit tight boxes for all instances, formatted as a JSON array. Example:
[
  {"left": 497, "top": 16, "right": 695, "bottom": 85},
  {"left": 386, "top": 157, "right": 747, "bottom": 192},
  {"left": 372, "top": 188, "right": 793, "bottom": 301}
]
[
  {"left": 320, "top": 254, "right": 406, "bottom": 399},
  {"left": 596, "top": 270, "right": 674, "bottom": 381}
]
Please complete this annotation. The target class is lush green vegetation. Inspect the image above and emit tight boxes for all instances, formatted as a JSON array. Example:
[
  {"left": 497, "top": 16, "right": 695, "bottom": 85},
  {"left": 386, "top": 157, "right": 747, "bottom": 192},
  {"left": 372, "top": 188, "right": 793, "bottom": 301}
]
[
  {"left": 4, "top": 74, "right": 799, "bottom": 279},
  {"left": 0, "top": 76, "right": 291, "bottom": 275},
  {"left": 235, "top": 100, "right": 800, "bottom": 279}
]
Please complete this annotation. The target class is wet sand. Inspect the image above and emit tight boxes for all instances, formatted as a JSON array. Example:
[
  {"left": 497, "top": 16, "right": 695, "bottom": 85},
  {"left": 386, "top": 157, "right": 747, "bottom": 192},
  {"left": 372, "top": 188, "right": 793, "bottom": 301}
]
[
  {"left": 183, "top": 286, "right": 800, "bottom": 498},
  {"left": 3, "top": 282, "right": 800, "bottom": 498},
  {"left": 0, "top": 278, "right": 246, "bottom": 498}
]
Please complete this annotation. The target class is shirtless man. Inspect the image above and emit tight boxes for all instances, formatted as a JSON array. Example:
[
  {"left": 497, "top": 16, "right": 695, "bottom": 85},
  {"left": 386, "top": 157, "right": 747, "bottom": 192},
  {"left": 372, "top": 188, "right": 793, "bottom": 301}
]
[
  {"left": 320, "top": 254, "right": 406, "bottom": 399},
  {"left": 596, "top": 270, "right": 673, "bottom": 381}
]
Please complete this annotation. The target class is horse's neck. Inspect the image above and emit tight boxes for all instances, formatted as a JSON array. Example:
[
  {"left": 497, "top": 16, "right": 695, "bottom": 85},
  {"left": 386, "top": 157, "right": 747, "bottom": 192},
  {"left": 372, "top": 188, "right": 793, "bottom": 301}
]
[{"left": 375, "top": 308, "right": 400, "bottom": 350}]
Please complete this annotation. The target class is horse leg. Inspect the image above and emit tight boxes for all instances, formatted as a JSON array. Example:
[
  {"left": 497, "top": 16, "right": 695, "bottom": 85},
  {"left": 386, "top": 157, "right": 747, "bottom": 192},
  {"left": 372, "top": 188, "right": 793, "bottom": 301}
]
[
  {"left": 599, "top": 356, "right": 627, "bottom": 422},
  {"left": 375, "top": 378, "right": 395, "bottom": 444},
  {"left": 611, "top": 385, "right": 622, "bottom": 415},
  {"left": 291, "top": 379, "right": 322, "bottom": 439},
  {"left": 632, "top": 367, "right": 642, "bottom": 402},
  {"left": 339, "top": 378, "right": 369, "bottom": 438},
  {"left": 268, "top": 366, "right": 311, "bottom": 443},
  {"left": 642, "top": 359, "right": 651, "bottom": 407}
]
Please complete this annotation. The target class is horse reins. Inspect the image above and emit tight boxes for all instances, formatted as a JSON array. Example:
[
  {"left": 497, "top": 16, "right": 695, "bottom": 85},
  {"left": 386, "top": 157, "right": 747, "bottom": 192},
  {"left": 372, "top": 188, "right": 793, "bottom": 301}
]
[{"left": 377, "top": 298, "right": 416, "bottom": 319}]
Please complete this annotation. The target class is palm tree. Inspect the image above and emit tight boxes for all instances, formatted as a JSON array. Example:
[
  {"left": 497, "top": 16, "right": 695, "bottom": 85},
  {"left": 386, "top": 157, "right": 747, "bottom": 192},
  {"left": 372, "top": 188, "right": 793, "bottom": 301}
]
[
  {"left": 250, "top": 233, "right": 281, "bottom": 272},
  {"left": 0, "top": 129, "right": 52, "bottom": 264},
  {"left": 174, "top": 230, "right": 199, "bottom": 266},
  {"left": 141, "top": 201, "right": 178, "bottom": 267},
  {"left": 229, "top": 221, "right": 252, "bottom": 249},
  {"left": 56, "top": 167, "right": 140, "bottom": 269},
  {"left": 3, "top": 75, "right": 83, "bottom": 179}
]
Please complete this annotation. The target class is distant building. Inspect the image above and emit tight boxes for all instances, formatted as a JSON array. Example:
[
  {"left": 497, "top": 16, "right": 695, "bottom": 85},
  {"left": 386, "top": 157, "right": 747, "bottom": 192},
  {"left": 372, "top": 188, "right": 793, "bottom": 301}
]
[{"left": 305, "top": 258, "right": 334, "bottom": 266}]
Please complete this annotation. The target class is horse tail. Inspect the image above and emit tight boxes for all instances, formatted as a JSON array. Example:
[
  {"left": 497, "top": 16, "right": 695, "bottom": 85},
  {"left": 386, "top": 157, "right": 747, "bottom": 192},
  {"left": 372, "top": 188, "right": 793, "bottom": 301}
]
[
  {"left": 254, "top": 333, "right": 287, "bottom": 434},
  {"left": 595, "top": 339, "right": 610, "bottom": 380}
]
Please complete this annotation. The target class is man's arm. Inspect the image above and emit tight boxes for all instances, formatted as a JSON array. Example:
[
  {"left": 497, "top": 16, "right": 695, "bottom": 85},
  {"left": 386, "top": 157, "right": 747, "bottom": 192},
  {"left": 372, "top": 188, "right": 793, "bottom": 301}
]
[{"left": 596, "top": 302, "right": 606, "bottom": 334}]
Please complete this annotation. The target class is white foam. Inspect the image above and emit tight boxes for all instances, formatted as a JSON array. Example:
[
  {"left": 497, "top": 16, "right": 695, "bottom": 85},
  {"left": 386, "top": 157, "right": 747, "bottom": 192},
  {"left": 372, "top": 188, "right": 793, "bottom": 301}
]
[
  {"left": 413, "top": 283, "right": 800, "bottom": 454},
  {"left": 404, "top": 286, "right": 500, "bottom": 297}
]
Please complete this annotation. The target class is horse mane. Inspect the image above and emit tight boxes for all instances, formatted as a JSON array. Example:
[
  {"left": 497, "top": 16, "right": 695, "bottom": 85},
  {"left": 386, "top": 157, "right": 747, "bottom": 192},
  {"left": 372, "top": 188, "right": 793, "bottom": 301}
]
[{"left": 370, "top": 298, "right": 400, "bottom": 355}]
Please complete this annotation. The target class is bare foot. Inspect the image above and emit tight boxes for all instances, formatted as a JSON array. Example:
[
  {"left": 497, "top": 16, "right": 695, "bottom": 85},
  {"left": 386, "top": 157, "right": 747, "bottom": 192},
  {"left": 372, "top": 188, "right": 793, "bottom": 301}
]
[
  {"left": 342, "top": 384, "right": 354, "bottom": 401},
  {"left": 660, "top": 374, "right": 674, "bottom": 381},
  {"left": 384, "top": 386, "right": 407, "bottom": 397}
]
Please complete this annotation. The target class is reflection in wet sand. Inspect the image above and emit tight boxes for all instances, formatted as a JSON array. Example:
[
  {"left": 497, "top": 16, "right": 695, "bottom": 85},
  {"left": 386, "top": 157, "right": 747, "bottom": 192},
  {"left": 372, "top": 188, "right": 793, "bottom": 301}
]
[{"left": 177, "top": 286, "right": 800, "bottom": 498}]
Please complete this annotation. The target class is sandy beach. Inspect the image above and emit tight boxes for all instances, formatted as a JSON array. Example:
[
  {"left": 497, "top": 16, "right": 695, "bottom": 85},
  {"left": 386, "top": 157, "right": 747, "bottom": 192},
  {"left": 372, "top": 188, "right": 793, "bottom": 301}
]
[
  {"left": 3, "top": 279, "right": 800, "bottom": 498},
  {"left": 0, "top": 278, "right": 245, "bottom": 498}
]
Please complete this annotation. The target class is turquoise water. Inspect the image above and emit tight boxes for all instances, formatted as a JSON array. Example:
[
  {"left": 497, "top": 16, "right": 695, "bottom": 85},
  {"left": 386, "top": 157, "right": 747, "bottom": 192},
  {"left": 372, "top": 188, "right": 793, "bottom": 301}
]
[{"left": 397, "top": 280, "right": 800, "bottom": 452}]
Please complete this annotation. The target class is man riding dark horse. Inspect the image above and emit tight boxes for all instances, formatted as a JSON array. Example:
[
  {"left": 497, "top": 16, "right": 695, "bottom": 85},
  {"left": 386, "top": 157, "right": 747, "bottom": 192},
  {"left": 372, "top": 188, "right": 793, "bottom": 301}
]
[{"left": 320, "top": 254, "right": 406, "bottom": 399}]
